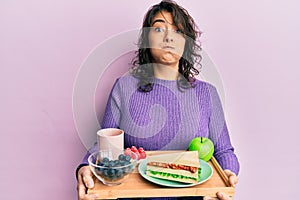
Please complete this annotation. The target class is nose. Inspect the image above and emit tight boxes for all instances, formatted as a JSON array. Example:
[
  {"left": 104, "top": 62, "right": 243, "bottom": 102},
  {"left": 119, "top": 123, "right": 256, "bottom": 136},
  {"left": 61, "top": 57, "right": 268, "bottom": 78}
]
[{"left": 164, "top": 29, "right": 174, "bottom": 43}]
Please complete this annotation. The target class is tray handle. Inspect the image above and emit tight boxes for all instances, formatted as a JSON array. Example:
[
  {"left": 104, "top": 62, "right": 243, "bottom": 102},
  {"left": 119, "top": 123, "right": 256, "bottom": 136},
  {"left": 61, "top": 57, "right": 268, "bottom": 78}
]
[{"left": 210, "top": 156, "right": 230, "bottom": 187}]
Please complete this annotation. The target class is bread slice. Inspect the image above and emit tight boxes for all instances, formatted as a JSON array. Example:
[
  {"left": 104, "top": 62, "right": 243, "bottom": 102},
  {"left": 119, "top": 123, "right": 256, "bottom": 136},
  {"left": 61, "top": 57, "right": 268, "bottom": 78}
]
[{"left": 146, "top": 151, "right": 200, "bottom": 184}]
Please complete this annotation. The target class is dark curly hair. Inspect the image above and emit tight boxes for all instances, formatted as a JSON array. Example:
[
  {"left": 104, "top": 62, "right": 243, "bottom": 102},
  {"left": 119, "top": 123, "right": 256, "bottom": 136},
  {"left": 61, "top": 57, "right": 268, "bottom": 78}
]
[{"left": 130, "top": 0, "right": 202, "bottom": 92}]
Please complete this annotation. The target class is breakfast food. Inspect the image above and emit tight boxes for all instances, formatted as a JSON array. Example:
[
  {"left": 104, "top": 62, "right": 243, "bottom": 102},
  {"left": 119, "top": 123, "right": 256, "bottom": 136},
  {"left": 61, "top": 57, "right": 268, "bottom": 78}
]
[
  {"left": 188, "top": 137, "right": 214, "bottom": 161},
  {"left": 146, "top": 151, "right": 200, "bottom": 184},
  {"left": 95, "top": 153, "right": 135, "bottom": 181},
  {"left": 125, "top": 146, "right": 147, "bottom": 160}
]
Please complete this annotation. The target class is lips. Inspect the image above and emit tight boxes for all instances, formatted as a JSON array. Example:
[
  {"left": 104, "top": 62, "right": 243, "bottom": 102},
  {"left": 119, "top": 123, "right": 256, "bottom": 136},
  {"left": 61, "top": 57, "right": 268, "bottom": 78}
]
[{"left": 162, "top": 46, "right": 175, "bottom": 50}]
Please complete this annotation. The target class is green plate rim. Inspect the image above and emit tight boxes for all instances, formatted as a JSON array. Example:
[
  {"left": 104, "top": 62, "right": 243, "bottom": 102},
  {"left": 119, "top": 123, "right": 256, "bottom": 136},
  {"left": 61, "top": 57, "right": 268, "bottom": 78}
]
[{"left": 138, "top": 158, "right": 213, "bottom": 187}]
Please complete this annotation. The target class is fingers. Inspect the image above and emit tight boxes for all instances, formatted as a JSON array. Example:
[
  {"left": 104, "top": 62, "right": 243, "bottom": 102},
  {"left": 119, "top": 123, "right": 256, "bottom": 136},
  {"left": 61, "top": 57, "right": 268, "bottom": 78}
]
[
  {"left": 82, "top": 173, "right": 95, "bottom": 189},
  {"left": 216, "top": 192, "right": 232, "bottom": 200},
  {"left": 80, "top": 166, "right": 95, "bottom": 189},
  {"left": 204, "top": 170, "right": 237, "bottom": 200},
  {"left": 203, "top": 192, "right": 233, "bottom": 200},
  {"left": 78, "top": 182, "right": 98, "bottom": 200},
  {"left": 224, "top": 170, "right": 238, "bottom": 187},
  {"left": 77, "top": 166, "right": 99, "bottom": 200},
  {"left": 78, "top": 180, "right": 99, "bottom": 200},
  {"left": 78, "top": 191, "right": 99, "bottom": 200}
]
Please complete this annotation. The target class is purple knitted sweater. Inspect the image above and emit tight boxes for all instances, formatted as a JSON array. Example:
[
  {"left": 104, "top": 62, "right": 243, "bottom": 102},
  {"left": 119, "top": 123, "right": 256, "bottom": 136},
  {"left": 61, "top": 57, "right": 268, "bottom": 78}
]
[{"left": 82, "top": 75, "right": 239, "bottom": 199}]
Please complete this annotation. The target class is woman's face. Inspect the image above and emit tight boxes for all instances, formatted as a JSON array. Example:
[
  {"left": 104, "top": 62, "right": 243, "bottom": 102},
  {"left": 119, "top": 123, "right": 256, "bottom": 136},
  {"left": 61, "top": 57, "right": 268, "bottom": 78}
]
[{"left": 148, "top": 10, "right": 186, "bottom": 68}]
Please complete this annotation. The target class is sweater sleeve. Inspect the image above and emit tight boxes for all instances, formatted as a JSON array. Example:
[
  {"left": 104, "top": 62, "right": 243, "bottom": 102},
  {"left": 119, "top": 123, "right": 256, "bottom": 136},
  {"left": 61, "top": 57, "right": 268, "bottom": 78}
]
[
  {"left": 101, "top": 78, "right": 122, "bottom": 129},
  {"left": 208, "top": 85, "right": 240, "bottom": 175}
]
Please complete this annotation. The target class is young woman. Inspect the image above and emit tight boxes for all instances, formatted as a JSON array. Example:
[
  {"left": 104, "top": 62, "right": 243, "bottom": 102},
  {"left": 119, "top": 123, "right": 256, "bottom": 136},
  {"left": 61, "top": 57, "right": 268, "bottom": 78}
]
[{"left": 77, "top": 1, "right": 239, "bottom": 200}]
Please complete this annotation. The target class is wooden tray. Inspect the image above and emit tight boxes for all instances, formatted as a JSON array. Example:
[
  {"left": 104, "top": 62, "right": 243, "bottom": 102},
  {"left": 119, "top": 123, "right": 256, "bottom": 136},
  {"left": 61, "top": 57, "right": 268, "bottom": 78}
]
[{"left": 88, "top": 151, "right": 234, "bottom": 199}]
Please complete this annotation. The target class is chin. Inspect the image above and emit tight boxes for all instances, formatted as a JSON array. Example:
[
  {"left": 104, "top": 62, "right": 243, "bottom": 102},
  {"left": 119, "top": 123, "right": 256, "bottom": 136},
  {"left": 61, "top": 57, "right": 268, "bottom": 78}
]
[
  {"left": 161, "top": 60, "right": 178, "bottom": 65},
  {"left": 163, "top": 51, "right": 180, "bottom": 59}
]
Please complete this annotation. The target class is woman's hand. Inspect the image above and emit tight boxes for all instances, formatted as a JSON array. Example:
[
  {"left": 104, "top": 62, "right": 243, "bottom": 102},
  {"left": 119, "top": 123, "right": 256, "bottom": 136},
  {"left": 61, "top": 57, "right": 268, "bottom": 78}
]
[
  {"left": 223, "top": 169, "right": 238, "bottom": 187},
  {"left": 203, "top": 169, "right": 238, "bottom": 200},
  {"left": 77, "top": 165, "right": 99, "bottom": 200}
]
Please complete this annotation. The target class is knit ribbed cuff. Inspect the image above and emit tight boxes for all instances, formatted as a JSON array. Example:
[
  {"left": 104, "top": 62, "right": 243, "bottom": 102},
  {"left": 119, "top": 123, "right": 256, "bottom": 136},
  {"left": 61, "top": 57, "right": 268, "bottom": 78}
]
[{"left": 75, "top": 163, "right": 89, "bottom": 180}]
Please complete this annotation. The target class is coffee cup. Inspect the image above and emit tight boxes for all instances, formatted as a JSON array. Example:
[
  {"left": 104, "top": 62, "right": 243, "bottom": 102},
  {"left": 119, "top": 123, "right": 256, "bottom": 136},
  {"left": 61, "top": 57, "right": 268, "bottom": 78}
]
[{"left": 97, "top": 128, "right": 124, "bottom": 158}]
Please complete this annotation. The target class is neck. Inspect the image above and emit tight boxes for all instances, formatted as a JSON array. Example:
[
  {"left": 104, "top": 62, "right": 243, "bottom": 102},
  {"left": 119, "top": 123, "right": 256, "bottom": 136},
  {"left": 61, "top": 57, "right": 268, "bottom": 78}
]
[{"left": 153, "top": 63, "right": 179, "bottom": 80}]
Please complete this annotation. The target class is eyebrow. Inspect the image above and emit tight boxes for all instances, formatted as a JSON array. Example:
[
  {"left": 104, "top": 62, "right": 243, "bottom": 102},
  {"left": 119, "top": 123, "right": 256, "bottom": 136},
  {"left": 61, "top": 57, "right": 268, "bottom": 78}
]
[{"left": 151, "top": 19, "right": 166, "bottom": 26}]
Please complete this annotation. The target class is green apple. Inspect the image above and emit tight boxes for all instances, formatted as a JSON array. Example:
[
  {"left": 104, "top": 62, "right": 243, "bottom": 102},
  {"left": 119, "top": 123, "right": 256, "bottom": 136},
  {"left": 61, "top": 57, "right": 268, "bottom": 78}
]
[{"left": 188, "top": 137, "right": 214, "bottom": 161}]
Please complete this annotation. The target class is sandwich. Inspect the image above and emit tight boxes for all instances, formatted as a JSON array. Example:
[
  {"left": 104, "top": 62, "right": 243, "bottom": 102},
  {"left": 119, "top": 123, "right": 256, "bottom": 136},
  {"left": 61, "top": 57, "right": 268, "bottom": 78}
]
[{"left": 146, "top": 151, "right": 200, "bottom": 184}]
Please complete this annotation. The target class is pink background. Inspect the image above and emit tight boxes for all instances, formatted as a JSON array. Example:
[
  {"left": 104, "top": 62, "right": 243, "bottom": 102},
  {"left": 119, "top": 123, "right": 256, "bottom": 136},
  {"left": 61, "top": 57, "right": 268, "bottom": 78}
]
[{"left": 1, "top": 0, "right": 299, "bottom": 199}]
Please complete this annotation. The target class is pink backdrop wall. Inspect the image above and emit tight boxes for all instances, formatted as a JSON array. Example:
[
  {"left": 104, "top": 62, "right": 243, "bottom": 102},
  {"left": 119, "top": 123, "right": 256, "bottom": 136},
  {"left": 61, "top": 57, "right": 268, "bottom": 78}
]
[{"left": 1, "top": 0, "right": 299, "bottom": 199}]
